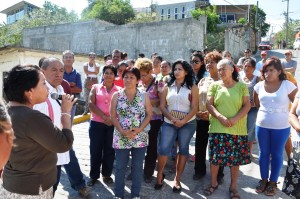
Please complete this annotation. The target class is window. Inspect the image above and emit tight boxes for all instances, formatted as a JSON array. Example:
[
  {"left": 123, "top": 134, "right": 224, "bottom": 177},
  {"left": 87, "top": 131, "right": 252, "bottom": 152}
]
[
  {"left": 182, "top": 7, "right": 185, "bottom": 18},
  {"left": 167, "top": 9, "right": 171, "bottom": 19},
  {"left": 174, "top": 7, "right": 178, "bottom": 20},
  {"left": 161, "top": 9, "right": 164, "bottom": 21},
  {"left": 219, "top": 14, "right": 235, "bottom": 23}
]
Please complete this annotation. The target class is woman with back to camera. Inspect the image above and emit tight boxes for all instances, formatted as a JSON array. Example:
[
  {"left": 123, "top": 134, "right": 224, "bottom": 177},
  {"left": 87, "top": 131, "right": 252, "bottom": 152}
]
[
  {"left": 87, "top": 65, "right": 121, "bottom": 186},
  {"left": 110, "top": 67, "right": 152, "bottom": 199},
  {"left": 155, "top": 59, "right": 198, "bottom": 193},
  {"left": 0, "top": 65, "right": 75, "bottom": 198},
  {"left": 254, "top": 57, "right": 297, "bottom": 196},
  {"left": 205, "top": 59, "right": 251, "bottom": 199}
]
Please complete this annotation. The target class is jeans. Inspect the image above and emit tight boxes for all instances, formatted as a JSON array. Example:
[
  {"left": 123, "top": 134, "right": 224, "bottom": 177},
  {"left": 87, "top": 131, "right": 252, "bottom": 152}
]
[
  {"left": 247, "top": 107, "right": 258, "bottom": 142},
  {"left": 114, "top": 147, "right": 146, "bottom": 198},
  {"left": 89, "top": 121, "right": 115, "bottom": 179},
  {"left": 158, "top": 120, "right": 196, "bottom": 156},
  {"left": 144, "top": 119, "right": 162, "bottom": 179},
  {"left": 53, "top": 148, "right": 86, "bottom": 194},
  {"left": 256, "top": 126, "right": 290, "bottom": 182}
]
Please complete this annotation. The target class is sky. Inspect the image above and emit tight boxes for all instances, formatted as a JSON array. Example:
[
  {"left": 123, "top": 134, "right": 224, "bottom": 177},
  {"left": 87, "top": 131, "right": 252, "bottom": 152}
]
[{"left": 0, "top": 0, "right": 299, "bottom": 38}]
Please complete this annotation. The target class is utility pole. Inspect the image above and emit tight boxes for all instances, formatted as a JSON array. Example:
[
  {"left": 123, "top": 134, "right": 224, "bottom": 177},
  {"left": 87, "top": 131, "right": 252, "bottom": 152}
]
[{"left": 282, "top": 0, "right": 289, "bottom": 46}]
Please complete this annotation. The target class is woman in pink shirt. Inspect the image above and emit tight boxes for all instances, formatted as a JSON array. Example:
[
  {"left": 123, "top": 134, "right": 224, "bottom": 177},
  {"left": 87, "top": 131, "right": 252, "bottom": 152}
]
[{"left": 87, "top": 65, "right": 121, "bottom": 186}]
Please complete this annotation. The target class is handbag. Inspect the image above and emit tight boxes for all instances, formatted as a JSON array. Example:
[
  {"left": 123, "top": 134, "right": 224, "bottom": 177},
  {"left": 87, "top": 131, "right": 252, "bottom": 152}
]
[
  {"left": 86, "top": 78, "right": 98, "bottom": 89},
  {"left": 282, "top": 147, "right": 300, "bottom": 199}
]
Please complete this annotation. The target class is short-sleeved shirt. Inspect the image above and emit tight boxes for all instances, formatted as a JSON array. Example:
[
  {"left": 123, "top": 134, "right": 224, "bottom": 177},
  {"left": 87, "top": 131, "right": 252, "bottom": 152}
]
[
  {"left": 281, "top": 59, "right": 297, "bottom": 75},
  {"left": 237, "top": 56, "right": 256, "bottom": 66},
  {"left": 63, "top": 68, "right": 82, "bottom": 93},
  {"left": 207, "top": 81, "right": 249, "bottom": 135},
  {"left": 91, "top": 83, "right": 120, "bottom": 123},
  {"left": 113, "top": 89, "right": 148, "bottom": 149},
  {"left": 254, "top": 80, "right": 296, "bottom": 129},
  {"left": 140, "top": 80, "right": 162, "bottom": 121},
  {"left": 198, "top": 76, "right": 216, "bottom": 112}
]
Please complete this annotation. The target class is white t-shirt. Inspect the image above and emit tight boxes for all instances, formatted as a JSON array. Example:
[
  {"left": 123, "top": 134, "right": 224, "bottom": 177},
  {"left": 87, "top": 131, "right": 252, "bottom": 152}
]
[
  {"left": 34, "top": 81, "right": 70, "bottom": 165},
  {"left": 85, "top": 62, "right": 100, "bottom": 78},
  {"left": 254, "top": 80, "right": 296, "bottom": 129},
  {"left": 254, "top": 60, "right": 265, "bottom": 76}
]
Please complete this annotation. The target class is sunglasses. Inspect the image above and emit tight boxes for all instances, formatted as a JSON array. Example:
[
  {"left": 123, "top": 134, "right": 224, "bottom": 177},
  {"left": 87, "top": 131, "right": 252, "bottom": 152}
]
[{"left": 190, "top": 60, "right": 200, "bottom": 64}]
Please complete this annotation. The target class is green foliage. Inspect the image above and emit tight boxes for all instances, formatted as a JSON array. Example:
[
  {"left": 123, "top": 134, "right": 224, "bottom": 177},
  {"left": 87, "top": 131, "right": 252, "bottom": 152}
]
[
  {"left": 0, "top": 1, "right": 78, "bottom": 47},
  {"left": 82, "top": 0, "right": 135, "bottom": 25},
  {"left": 249, "top": 5, "right": 270, "bottom": 37},
  {"left": 128, "top": 13, "right": 156, "bottom": 24},
  {"left": 274, "top": 19, "right": 300, "bottom": 46},
  {"left": 191, "top": 5, "right": 221, "bottom": 33},
  {"left": 238, "top": 18, "right": 247, "bottom": 25}
]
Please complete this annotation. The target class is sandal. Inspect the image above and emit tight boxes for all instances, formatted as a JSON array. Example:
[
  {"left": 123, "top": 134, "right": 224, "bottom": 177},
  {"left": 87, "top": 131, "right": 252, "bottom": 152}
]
[
  {"left": 204, "top": 184, "right": 218, "bottom": 196},
  {"left": 264, "top": 181, "right": 277, "bottom": 196},
  {"left": 229, "top": 188, "right": 240, "bottom": 199},
  {"left": 255, "top": 179, "right": 268, "bottom": 193},
  {"left": 103, "top": 176, "right": 114, "bottom": 184}
]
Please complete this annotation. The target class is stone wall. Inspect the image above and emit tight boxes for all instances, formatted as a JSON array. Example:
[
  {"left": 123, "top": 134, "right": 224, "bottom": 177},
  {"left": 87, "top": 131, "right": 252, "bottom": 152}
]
[
  {"left": 224, "top": 27, "right": 248, "bottom": 61},
  {"left": 23, "top": 17, "right": 206, "bottom": 62}
]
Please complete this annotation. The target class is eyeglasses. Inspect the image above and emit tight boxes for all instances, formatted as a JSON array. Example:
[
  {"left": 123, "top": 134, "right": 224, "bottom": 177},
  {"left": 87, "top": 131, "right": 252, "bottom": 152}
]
[
  {"left": 190, "top": 60, "right": 200, "bottom": 64},
  {"left": 206, "top": 61, "right": 216, "bottom": 65}
]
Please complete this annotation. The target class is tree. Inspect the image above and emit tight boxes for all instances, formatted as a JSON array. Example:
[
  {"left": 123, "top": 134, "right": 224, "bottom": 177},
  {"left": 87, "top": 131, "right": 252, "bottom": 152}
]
[
  {"left": 249, "top": 5, "right": 270, "bottom": 37},
  {"left": 0, "top": 1, "right": 78, "bottom": 47},
  {"left": 82, "top": 0, "right": 135, "bottom": 25},
  {"left": 238, "top": 18, "right": 247, "bottom": 25},
  {"left": 191, "top": 5, "right": 221, "bottom": 33},
  {"left": 274, "top": 19, "right": 300, "bottom": 47}
]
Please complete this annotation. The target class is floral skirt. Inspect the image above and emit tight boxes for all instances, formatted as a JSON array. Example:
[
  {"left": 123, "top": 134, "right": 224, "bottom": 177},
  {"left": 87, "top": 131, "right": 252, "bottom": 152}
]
[
  {"left": 0, "top": 185, "right": 53, "bottom": 199},
  {"left": 209, "top": 133, "right": 251, "bottom": 167}
]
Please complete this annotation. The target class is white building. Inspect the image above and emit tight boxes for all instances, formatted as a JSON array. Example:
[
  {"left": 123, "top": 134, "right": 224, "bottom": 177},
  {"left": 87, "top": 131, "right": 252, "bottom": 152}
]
[{"left": 154, "top": 0, "right": 209, "bottom": 21}]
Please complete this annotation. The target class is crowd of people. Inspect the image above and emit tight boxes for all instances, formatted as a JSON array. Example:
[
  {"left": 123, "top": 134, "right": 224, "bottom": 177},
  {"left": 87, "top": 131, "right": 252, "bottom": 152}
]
[{"left": 0, "top": 47, "right": 298, "bottom": 199}]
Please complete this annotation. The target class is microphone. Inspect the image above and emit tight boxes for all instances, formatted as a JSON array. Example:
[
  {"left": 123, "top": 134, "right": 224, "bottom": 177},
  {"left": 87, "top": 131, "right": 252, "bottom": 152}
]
[{"left": 51, "top": 93, "right": 62, "bottom": 100}]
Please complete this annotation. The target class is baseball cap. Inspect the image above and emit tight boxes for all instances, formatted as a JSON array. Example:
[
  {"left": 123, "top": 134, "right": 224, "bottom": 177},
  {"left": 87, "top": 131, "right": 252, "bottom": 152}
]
[
  {"left": 285, "top": 50, "right": 292, "bottom": 55},
  {"left": 261, "top": 51, "right": 267, "bottom": 55}
]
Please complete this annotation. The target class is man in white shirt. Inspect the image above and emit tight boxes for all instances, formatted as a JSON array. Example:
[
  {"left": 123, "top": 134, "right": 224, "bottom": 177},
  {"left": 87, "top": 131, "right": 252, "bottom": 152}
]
[
  {"left": 34, "top": 57, "right": 90, "bottom": 198},
  {"left": 254, "top": 51, "right": 268, "bottom": 76}
]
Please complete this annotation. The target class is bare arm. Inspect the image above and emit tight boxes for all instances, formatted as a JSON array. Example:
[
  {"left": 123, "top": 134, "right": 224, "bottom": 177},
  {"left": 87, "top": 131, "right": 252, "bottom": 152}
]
[
  {"left": 288, "top": 88, "right": 298, "bottom": 103},
  {"left": 289, "top": 97, "right": 300, "bottom": 132},
  {"left": 159, "top": 86, "right": 174, "bottom": 122},
  {"left": 89, "top": 86, "right": 112, "bottom": 125},
  {"left": 253, "top": 91, "right": 260, "bottom": 108}
]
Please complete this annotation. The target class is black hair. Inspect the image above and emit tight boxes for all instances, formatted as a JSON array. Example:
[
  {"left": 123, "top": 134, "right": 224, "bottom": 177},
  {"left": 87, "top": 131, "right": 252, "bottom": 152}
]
[
  {"left": 117, "top": 61, "right": 129, "bottom": 70},
  {"left": 122, "top": 67, "right": 140, "bottom": 80},
  {"left": 138, "top": 53, "right": 145, "bottom": 58},
  {"left": 121, "top": 52, "right": 128, "bottom": 60},
  {"left": 167, "top": 59, "right": 195, "bottom": 89},
  {"left": 4, "top": 65, "right": 41, "bottom": 104},
  {"left": 104, "top": 54, "right": 112, "bottom": 61},
  {"left": 103, "top": 65, "right": 117, "bottom": 76},
  {"left": 38, "top": 57, "right": 46, "bottom": 68},
  {"left": 262, "top": 56, "right": 287, "bottom": 81},
  {"left": 154, "top": 55, "right": 163, "bottom": 62},
  {"left": 190, "top": 53, "right": 206, "bottom": 84},
  {"left": 243, "top": 58, "right": 256, "bottom": 69}
]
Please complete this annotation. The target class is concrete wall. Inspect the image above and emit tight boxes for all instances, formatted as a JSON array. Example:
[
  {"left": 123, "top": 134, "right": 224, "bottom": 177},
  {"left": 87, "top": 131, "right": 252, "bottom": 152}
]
[
  {"left": 224, "top": 28, "right": 248, "bottom": 61},
  {"left": 0, "top": 47, "right": 104, "bottom": 98},
  {"left": 23, "top": 18, "right": 206, "bottom": 62}
]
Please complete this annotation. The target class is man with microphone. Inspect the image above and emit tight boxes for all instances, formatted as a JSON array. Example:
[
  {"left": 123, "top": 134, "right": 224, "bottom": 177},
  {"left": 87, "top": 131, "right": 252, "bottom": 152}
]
[{"left": 34, "top": 57, "right": 90, "bottom": 198}]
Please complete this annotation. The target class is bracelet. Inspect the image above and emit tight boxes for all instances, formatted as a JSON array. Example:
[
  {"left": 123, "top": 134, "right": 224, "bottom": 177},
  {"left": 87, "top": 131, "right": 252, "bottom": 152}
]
[{"left": 61, "top": 112, "right": 71, "bottom": 117}]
